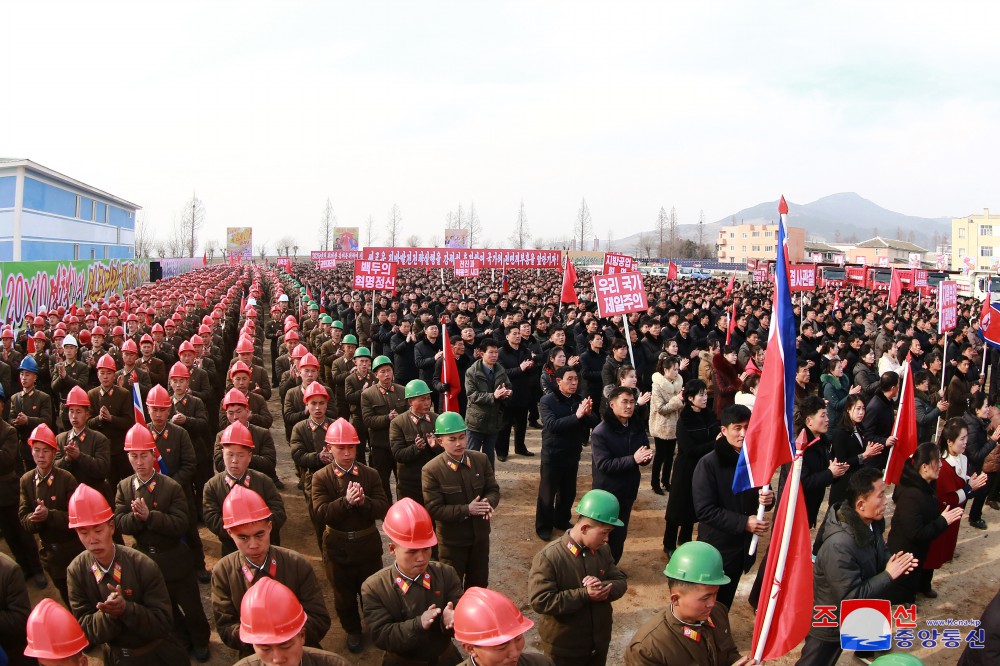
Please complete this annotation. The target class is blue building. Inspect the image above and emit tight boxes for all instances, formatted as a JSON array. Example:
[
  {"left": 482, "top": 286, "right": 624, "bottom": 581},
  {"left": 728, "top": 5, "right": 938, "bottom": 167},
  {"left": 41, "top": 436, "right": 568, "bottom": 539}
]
[{"left": 0, "top": 158, "right": 140, "bottom": 262}]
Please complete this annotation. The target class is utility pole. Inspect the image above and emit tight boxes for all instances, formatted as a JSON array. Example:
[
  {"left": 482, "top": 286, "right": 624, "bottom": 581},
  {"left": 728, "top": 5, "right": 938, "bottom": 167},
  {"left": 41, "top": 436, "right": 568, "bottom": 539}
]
[{"left": 191, "top": 193, "right": 196, "bottom": 258}]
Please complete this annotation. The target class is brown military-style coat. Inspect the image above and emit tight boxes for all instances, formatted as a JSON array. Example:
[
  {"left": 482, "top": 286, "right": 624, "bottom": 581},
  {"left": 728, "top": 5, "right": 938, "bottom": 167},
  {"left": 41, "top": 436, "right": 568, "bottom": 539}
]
[
  {"left": 137, "top": 355, "right": 167, "bottom": 390},
  {"left": 361, "top": 561, "right": 464, "bottom": 665},
  {"left": 114, "top": 473, "right": 192, "bottom": 582},
  {"left": 114, "top": 365, "right": 152, "bottom": 403},
  {"left": 0, "top": 552, "right": 31, "bottom": 665},
  {"left": 51, "top": 359, "right": 91, "bottom": 429},
  {"left": 624, "top": 604, "right": 741, "bottom": 666},
  {"left": 458, "top": 656, "right": 553, "bottom": 666},
  {"left": 211, "top": 546, "right": 331, "bottom": 654},
  {"left": 312, "top": 462, "right": 389, "bottom": 563},
  {"left": 202, "top": 469, "right": 286, "bottom": 545},
  {"left": 212, "top": 422, "right": 277, "bottom": 478},
  {"left": 528, "top": 534, "right": 628, "bottom": 659},
  {"left": 329, "top": 355, "right": 354, "bottom": 418},
  {"left": 18, "top": 466, "right": 82, "bottom": 571},
  {"left": 86, "top": 385, "right": 132, "bottom": 456},
  {"left": 0, "top": 421, "right": 20, "bottom": 508},
  {"left": 170, "top": 392, "right": 211, "bottom": 458},
  {"left": 389, "top": 409, "right": 439, "bottom": 503},
  {"left": 289, "top": 417, "right": 332, "bottom": 496},
  {"left": 187, "top": 365, "right": 214, "bottom": 407},
  {"left": 8, "top": 387, "right": 54, "bottom": 444},
  {"left": 361, "top": 383, "right": 407, "bottom": 453},
  {"left": 345, "top": 370, "right": 374, "bottom": 441},
  {"left": 149, "top": 423, "right": 197, "bottom": 489},
  {"left": 421, "top": 450, "right": 500, "bottom": 548},
  {"left": 235, "top": 647, "right": 350, "bottom": 666},
  {"left": 217, "top": 390, "right": 273, "bottom": 431},
  {"left": 55, "top": 427, "right": 112, "bottom": 501}
]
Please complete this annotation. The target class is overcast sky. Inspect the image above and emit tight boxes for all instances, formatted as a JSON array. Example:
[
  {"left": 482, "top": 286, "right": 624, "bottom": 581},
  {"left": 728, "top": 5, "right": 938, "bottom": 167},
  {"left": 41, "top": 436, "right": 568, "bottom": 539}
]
[{"left": 5, "top": 1, "right": 999, "bottom": 251}]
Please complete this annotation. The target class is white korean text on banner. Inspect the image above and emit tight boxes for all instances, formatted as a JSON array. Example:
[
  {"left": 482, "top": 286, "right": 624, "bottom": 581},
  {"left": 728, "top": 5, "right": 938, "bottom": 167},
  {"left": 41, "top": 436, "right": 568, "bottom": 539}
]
[
  {"left": 353, "top": 260, "right": 398, "bottom": 292},
  {"left": 362, "top": 248, "right": 562, "bottom": 269},
  {"left": 593, "top": 271, "right": 648, "bottom": 318},
  {"left": 603, "top": 253, "right": 635, "bottom": 275},
  {"left": 938, "top": 280, "right": 957, "bottom": 334},
  {"left": 454, "top": 259, "right": 481, "bottom": 278},
  {"left": 788, "top": 264, "right": 817, "bottom": 292}
]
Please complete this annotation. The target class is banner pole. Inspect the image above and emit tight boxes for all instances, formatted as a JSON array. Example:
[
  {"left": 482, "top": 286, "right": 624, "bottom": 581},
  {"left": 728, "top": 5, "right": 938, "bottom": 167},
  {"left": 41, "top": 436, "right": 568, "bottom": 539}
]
[{"left": 622, "top": 315, "right": 636, "bottom": 369}]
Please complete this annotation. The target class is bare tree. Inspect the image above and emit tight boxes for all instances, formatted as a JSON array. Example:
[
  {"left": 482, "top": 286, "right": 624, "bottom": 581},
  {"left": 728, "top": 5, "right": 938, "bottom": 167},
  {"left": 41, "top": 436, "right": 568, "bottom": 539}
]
[
  {"left": 153, "top": 240, "right": 167, "bottom": 259},
  {"left": 133, "top": 213, "right": 154, "bottom": 258},
  {"left": 255, "top": 242, "right": 269, "bottom": 263},
  {"left": 509, "top": 200, "right": 531, "bottom": 249},
  {"left": 668, "top": 206, "right": 678, "bottom": 256},
  {"left": 532, "top": 237, "right": 547, "bottom": 250},
  {"left": 292, "top": 244, "right": 299, "bottom": 258},
  {"left": 406, "top": 235, "right": 420, "bottom": 247},
  {"left": 697, "top": 209, "right": 705, "bottom": 248},
  {"left": 385, "top": 204, "right": 403, "bottom": 246},
  {"left": 467, "top": 202, "right": 483, "bottom": 248},
  {"left": 656, "top": 207, "right": 668, "bottom": 258},
  {"left": 179, "top": 193, "right": 206, "bottom": 258},
  {"left": 428, "top": 235, "right": 441, "bottom": 247},
  {"left": 575, "top": 198, "right": 593, "bottom": 251},
  {"left": 275, "top": 236, "right": 295, "bottom": 257},
  {"left": 318, "top": 198, "right": 335, "bottom": 250},
  {"left": 635, "top": 233, "right": 656, "bottom": 259},
  {"left": 167, "top": 214, "right": 187, "bottom": 258},
  {"left": 203, "top": 239, "right": 220, "bottom": 263},
  {"left": 365, "top": 215, "right": 376, "bottom": 246}
]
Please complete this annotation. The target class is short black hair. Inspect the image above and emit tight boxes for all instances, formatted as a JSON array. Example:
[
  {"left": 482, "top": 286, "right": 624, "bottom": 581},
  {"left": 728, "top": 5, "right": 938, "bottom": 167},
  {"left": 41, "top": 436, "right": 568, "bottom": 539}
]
[
  {"left": 846, "top": 467, "right": 882, "bottom": 507},
  {"left": 554, "top": 365, "right": 577, "bottom": 380},
  {"left": 479, "top": 339, "right": 498, "bottom": 353},
  {"left": 879, "top": 371, "right": 900, "bottom": 393},
  {"left": 720, "top": 404, "right": 751, "bottom": 426},
  {"left": 607, "top": 386, "right": 634, "bottom": 402}
]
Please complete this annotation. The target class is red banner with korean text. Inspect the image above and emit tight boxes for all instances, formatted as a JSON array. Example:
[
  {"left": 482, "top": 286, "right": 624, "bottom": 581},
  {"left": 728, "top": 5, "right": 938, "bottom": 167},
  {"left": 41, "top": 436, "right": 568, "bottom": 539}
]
[
  {"left": 275, "top": 258, "right": 291, "bottom": 271},
  {"left": 362, "top": 247, "right": 562, "bottom": 269},
  {"left": 315, "top": 259, "right": 337, "bottom": 269},
  {"left": 603, "top": 253, "right": 635, "bottom": 275},
  {"left": 453, "top": 259, "right": 482, "bottom": 278},
  {"left": 788, "top": 264, "right": 816, "bottom": 292},
  {"left": 593, "top": 271, "right": 649, "bottom": 317},
  {"left": 311, "top": 250, "right": 363, "bottom": 261},
  {"left": 938, "top": 280, "right": 957, "bottom": 334},
  {"left": 353, "top": 260, "right": 398, "bottom": 293}
]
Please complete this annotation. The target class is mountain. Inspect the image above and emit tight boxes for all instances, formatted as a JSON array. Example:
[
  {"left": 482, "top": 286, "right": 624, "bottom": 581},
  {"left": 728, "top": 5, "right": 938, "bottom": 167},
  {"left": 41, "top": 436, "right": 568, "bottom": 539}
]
[{"left": 613, "top": 193, "right": 951, "bottom": 255}]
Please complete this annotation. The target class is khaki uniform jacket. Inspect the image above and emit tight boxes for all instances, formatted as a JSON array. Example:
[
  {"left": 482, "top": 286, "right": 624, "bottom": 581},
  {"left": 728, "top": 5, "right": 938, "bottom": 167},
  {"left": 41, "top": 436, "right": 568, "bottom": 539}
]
[
  {"left": 625, "top": 604, "right": 741, "bottom": 666},
  {"left": 318, "top": 338, "right": 341, "bottom": 383},
  {"left": 187, "top": 365, "right": 214, "bottom": 407},
  {"left": 138, "top": 355, "right": 167, "bottom": 389},
  {"left": 171, "top": 392, "right": 211, "bottom": 461},
  {"left": 422, "top": 450, "right": 500, "bottom": 548},
  {"left": 55, "top": 427, "right": 112, "bottom": 500},
  {"left": 114, "top": 473, "right": 192, "bottom": 582},
  {"left": 457, "top": 656, "right": 553, "bottom": 666},
  {"left": 528, "top": 535, "right": 627, "bottom": 658},
  {"left": 361, "top": 561, "right": 463, "bottom": 663},
  {"left": 218, "top": 387, "right": 274, "bottom": 431},
  {"left": 290, "top": 417, "right": 332, "bottom": 496},
  {"left": 0, "top": 552, "right": 30, "bottom": 660},
  {"left": 149, "top": 423, "right": 198, "bottom": 488},
  {"left": 86, "top": 386, "right": 132, "bottom": 455},
  {"left": 19, "top": 466, "right": 82, "bottom": 570},
  {"left": 312, "top": 462, "right": 388, "bottom": 564},
  {"left": 203, "top": 469, "right": 286, "bottom": 540},
  {"left": 114, "top": 366, "right": 152, "bottom": 404},
  {"left": 67, "top": 545, "right": 177, "bottom": 654},
  {"left": 0, "top": 422, "right": 19, "bottom": 507},
  {"left": 212, "top": 546, "right": 331, "bottom": 652},
  {"left": 361, "top": 383, "right": 407, "bottom": 452},
  {"left": 283, "top": 381, "right": 335, "bottom": 430},
  {"left": 390, "top": 410, "right": 440, "bottom": 503},
  {"left": 329, "top": 355, "right": 354, "bottom": 417},
  {"left": 464, "top": 360, "right": 510, "bottom": 435},
  {"left": 8, "top": 388, "right": 54, "bottom": 444},
  {"left": 213, "top": 422, "right": 278, "bottom": 478},
  {"left": 51, "top": 359, "right": 92, "bottom": 419},
  {"left": 235, "top": 647, "right": 350, "bottom": 666},
  {"left": 345, "top": 371, "right": 374, "bottom": 439}
]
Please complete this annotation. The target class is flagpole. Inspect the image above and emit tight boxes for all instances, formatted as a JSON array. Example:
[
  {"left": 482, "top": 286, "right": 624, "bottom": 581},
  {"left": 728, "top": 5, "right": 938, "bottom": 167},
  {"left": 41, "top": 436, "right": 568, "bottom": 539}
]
[
  {"left": 753, "top": 443, "right": 805, "bottom": 662},
  {"left": 884, "top": 360, "right": 907, "bottom": 483},
  {"left": 621, "top": 315, "right": 636, "bottom": 369},
  {"left": 749, "top": 485, "right": 768, "bottom": 556}
]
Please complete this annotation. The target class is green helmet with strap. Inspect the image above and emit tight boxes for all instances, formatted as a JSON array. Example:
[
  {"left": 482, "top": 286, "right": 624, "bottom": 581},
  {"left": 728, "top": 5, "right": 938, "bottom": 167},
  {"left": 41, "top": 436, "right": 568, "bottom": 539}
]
[
  {"left": 435, "top": 412, "right": 467, "bottom": 435},
  {"left": 372, "top": 355, "right": 393, "bottom": 371},
  {"left": 663, "top": 541, "right": 730, "bottom": 585},
  {"left": 308, "top": 301, "right": 319, "bottom": 311},
  {"left": 354, "top": 346, "right": 372, "bottom": 358},
  {"left": 405, "top": 380, "right": 432, "bottom": 399},
  {"left": 342, "top": 334, "right": 358, "bottom": 345},
  {"left": 332, "top": 320, "right": 344, "bottom": 330},
  {"left": 575, "top": 490, "right": 624, "bottom": 527},
  {"left": 870, "top": 655, "right": 924, "bottom": 666},
  {"left": 319, "top": 314, "right": 333, "bottom": 324}
]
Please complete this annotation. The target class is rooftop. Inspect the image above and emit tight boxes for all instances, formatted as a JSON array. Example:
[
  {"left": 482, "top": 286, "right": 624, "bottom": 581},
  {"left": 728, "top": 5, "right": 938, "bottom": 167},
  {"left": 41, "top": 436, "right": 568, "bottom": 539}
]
[
  {"left": 854, "top": 236, "right": 928, "bottom": 253},
  {"left": 0, "top": 158, "right": 141, "bottom": 210}
]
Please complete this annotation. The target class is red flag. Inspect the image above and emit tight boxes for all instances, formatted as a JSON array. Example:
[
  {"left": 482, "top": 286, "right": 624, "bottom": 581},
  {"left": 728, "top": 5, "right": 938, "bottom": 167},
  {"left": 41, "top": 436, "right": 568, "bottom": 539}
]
[
  {"left": 666, "top": 261, "right": 678, "bottom": 280},
  {"left": 725, "top": 272, "right": 735, "bottom": 299},
  {"left": 440, "top": 327, "right": 461, "bottom": 413},
  {"left": 751, "top": 431, "right": 813, "bottom": 660},
  {"left": 884, "top": 357, "right": 918, "bottom": 484},
  {"left": 560, "top": 259, "right": 579, "bottom": 305},
  {"left": 980, "top": 283, "right": 991, "bottom": 324},
  {"left": 889, "top": 267, "right": 903, "bottom": 308},
  {"left": 833, "top": 291, "right": 840, "bottom": 312},
  {"left": 240, "top": 292, "right": 246, "bottom": 315},
  {"left": 26, "top": 334, "right": 35, "bottom": 355},
  {"left": 726, "top": 302, "right": 737, "bottom": 345},
  {"left": 202, "top": 251, "right": 207, "bottom": 267}
]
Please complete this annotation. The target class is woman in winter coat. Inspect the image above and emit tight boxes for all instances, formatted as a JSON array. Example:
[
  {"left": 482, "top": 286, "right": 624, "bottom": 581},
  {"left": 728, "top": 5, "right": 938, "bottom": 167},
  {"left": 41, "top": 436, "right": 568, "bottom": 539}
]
[
  {"left": 887, "top": 443, "right": 963, "bottom": 603},
  {"left": 735, "top": 373, "right": 758, "bottom": 409},
  {"left": 649, "top": 354, "right": 684, "bottom": 495},
  {"left": 663, "top": 379, "right": 719, "bottom": 557},
  {"left": 539, "top": 346, "right": 575, "bottom": 396},
  {"left": 711, "top": 344, "right": 743, "bottom": 421},
  {"left": 923, "top": 418, "right": 989, "bottom": 588},
  {"left": 697, "top": 339, "right": 718, "bottom": 410},
  {"left": 914, "top": 370, "right": 948, "bottom": 445},
  {"left": 828, "top": 395, "right": 884, "bottom": 505},
  {"left": 821, "top": 358, "right": 860, "bottom": 427},
  {"left": 853, "top": 344, "right": 881, "bottom": 404},
  {"left": 962, "top": 392, "right": 998, "bottom": 529}
]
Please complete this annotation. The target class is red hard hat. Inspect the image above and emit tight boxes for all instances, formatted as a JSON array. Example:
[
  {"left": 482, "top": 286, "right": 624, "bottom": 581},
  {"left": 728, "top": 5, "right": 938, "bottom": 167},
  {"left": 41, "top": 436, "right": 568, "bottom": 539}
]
[
  {"left": 383, "top": 498, "right": 437, "bottom": 549},
  {"left": 53, "top": 328, "right": 66, "bottom": 339},
  {"left": 111, "top": 326, "right": 125, "bottom": 337},
  {"left": 298, "top": 353, "right": 319, "bottom": 369},
  {"left": 302, "top": 381, "right": 329, "bottom": 403},
  {"left": 33, "top": 331, "right": 47, "bottom": 341},
  {"left": 126, "top": 313, "right": 138, "bottom": 323},
  {"left": 146, "top": 384, "right": 172, "bottom": 408},
  {"left": 198, "top": 324, "right": 212, "bottom": 335},
  {"left": 24, "top": 598, "right": 89, "bottom": 659},
  {"left": 97, "top": 315, "right": 109, "bottom": 327},
  {"left": 221, "top": 421, "right": 254, "bottom": 449},
  {"left": 91, "top": 326, "right": 106, "bottom": 337},
  {"left": 235, "top": 337, "right": 255, "bottom": 355},
  {"left": 223, "top": 388, "right": 249, "bottom": 409},
  {"left": 239, "top": 577, "right": 307, "bottom": 645},
  {"left": 324, "top": 418, "right": 359, "bottom": 446},
  {"left": 222, "top": 484, "right": 270, "bottom": 530},
  {"left": 202, "top": 315, "right": 214, "bottom": 326},
  {"left": 284, "top": 329, "right": 300, "bottom": 342},
  {"left": 169, "top": 362, "right": 191, "bottom": 379},
  {"left": 151, "top": 323, "right": 164, "bottom": 334},
  {"left": 121, "top": 339, "right": 138, "bottom": 354},
  {"left": 124, "top": 423, "right": 156, "bottom": 452},
  {"left": 68, "top": 483, "right": 113, "bottom": 528},
  {"left": 0, "top": 327, "right": 12, "bottom": 339},
  {"left": 191, "top": 335, "right": 204, "bottom": 347},
  {"left": 78, "top": 329, "right": 91, "bottom": 346},
  {"left": 229, "top": 360, "right": 252, "bottom": 378},
  {"left": 140, "top": 333, "right": 153, "bottom": 345},
  {"left": 178, "top": 341, "right": 195, "bottom": 355},
  {"left": 66, "top": 386, "right": 90, "bottom": 408},
  {"left": 28, "top": 424, "right": 57, "bottom": 450},
  {"left": 108, "top": 310, "right": 119, "bottom": 319},
  {"left": 32, "top": 316, "right": 45, "bottom": 326},
  {"left": 96, "top": 354, "right": 117, "bottom": 372},
  {"left": 453, "top": 587, "right": 534, "bottom": 647},
  {"left": 246, "top": 308, "right": 258, "bottom": 319}
]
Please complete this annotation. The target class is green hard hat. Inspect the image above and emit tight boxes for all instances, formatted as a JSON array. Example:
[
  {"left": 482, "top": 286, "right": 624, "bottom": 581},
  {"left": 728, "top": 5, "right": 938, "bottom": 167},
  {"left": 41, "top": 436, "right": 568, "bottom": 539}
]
[
  {"left": 405, "top": 379, "right": 432, "bottom": 399},
  {"left": 332, "top": 320, "right": 344, "bottom": 330},
  {"left": 663, "top": 541, "right": 731, "bottom": 586},
  {"left": 299, "top": 286, "right": 306, "bottom": 294},
  {"left": 342, "top": 334, "right": 358, "bottom": 345},
  {"left": 372, "top": 355, "right": 393, "bottom": 371},
  {"left": 575, "top": 489, "right": 624, "bottom": 527},
  {"left": 308, "top": 301, "right": 319, "bottom": 311},
  {"left": 435, "top": 411, "right": 467, "bottom": 435},
  {"left": 870, "top": 655, "right": 924, "bottom": 666},
  {"left": 354, "top": 346, "right": 372, "bottom": 358},
  {"left": 320, "top": 314, "right": 333, "bottom": 324}
]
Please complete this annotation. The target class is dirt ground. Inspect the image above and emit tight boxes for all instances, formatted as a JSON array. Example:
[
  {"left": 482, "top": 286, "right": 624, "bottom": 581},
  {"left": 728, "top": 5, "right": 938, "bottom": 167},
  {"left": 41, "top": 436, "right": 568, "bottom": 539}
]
[{"left": 10, "top": 373, "right": 999, "bottom": 664}]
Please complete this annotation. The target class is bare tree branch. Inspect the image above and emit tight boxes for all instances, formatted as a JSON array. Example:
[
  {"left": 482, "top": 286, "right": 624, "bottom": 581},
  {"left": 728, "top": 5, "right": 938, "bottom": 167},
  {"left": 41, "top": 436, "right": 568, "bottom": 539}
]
[
  {"left": 365, "top": 215, "right": 376, "bottom": 246},
  {"left": 576, "top": 198, "right": 593, "bottom": 251},
  {"left": 133, "top": 212, "right": 154, "bottom": 258},
  {"left": 509, "top": 200, "right": 531, "bottom": 249},
  {"left": 385, "top": 204, "right": 403, "bottom": 246},
  {"left": 179, "top": 193, "right": 206, "bottom": 258},
  {"left": 318, "top": 198, "right": 335, "bottom": 251}
]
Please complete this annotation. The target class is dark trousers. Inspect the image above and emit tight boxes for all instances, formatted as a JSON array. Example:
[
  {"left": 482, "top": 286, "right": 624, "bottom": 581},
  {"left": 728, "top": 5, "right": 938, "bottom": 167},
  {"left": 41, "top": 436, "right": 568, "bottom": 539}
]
[
  {"left": 535, "top": 461, "right": 578, "bottom": 533},
  {"left": 663, "top": 520, "right": 694, "bottom": 552},
  {"left": 169, "top": 574, "right": 211, "bottom": 648},
  {"left": 716, "top": 559, "right": 744, "bottom": 609},
  {"left": 651, "top": 437, "right": 676, "bottom": 490},
  {"left": 0, "top": 504, "right": 42, "bottom": 576},
  {"left": 110, "top": 453, "right": 133, "bottom": 488},
  {"left": 969, "top": 488, "right": 988, "bottom": 522},
  {"left": 440, "top": 538, "right": 490, "bottom": 590},
  {"left": 466, "top": 430, "right": 497, "bottom": 468},
  {"left": 548, "top": 645, "right": 609, "bottom": 666},
  {"left": 607, "top": 496, "right": 635, "bottom": 563},
  {"left": 497, "top": 405, "right": 529, "bottom": 457},
  {"left": 795, "top": 635, "right": 842, "bottom": 666},
  {"left": 369, "top": 447, "right": 395, "bottom": 503},
  {"left": 325, "top": 555, "right": 382, "bottom": 635}
]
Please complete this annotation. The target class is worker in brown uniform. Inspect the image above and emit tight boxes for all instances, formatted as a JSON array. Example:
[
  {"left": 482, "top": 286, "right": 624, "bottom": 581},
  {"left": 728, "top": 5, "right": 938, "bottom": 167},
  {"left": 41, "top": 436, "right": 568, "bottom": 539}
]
[
  {"left": 24, "top": 596, "right": 90, "bottom": 666},
  {"left": 86, "top": 354, "right": 133, "bottom": 486},
  {"left": 65, "top": 483, "right": 189, "bottom": 664},
  {"left": 9, "top": 356, "right": 54, "bottom": 476},
  {"left": 233, "top": 577, "right": 349, "bottom": 666},
  {"left": 328, "top": 333, "right": 357, "bottom": 420},
  {"left": 318, "top": 320, "right": 344, "bottom": 376},
  {"left": 167, "top": 361, "right": 213, "bottom": 511},
  {"left": 18, "top": 423, "right": 84, "bottom": 604},
  {"left": 55, "top": 385, "right": 112, "bottom": 503},
  {"left": 361, "top": 355, "right": 408, "bottom": 503},
  {"left": 312, "top": 417, "right": 389, "bottom": 653},
  {"left": 113, "top": 424, "right": 211, "bottom": 662},
  {"left": 177, "top": 341, "right": 214, "bottom": 408},
  {"left": 422, "top": 412, "right": 500, "bottom": 590},
  {"left": 360, "top": 498, "right": 463, "bottom": 666},
  {"left": 344, "top": 346, "right": 373, "bottom": 463},
  {"left": 137, "top": 334, "right": 167, "bottom": 389},
  {"left": 283, "top": 352, "right": 328, "bottom": 436},
  {"left": 114, "top": 340, "right": 151, "bottom": 403},
  {"left": 221, "top": 361, "right": 274, "bottom": 430},
  {"left": 289, "top": 381, "right": 334, "bottom": 548},
  {"left": 390, "top": 379, "right": 439, "bottom": 504},
  {"left": 50, "top": 335, "right": 90, "bottom": 432},
  {"left": 211, "top": 485, "right": 330, "bottom": 658},
  {"left": 528, "top": 489, "right": 628, "bottom": 666},
  {"left": 204, "top": 421, "right": 286, "bottom": 556},
  {"left": 453, "top": 586, "right": 554, "bottom": 666},
  {"left": 230, "top": 336, "right": 271, "bottom": 401},
  {"left": 214, "top": 388, "right": 277, "bottom": 480}
]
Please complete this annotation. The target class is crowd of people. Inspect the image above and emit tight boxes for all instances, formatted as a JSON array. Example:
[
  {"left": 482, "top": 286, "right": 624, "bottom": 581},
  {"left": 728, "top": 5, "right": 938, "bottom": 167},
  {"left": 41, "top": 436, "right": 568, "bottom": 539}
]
[{"left": 0, "top": 258, "right": 998, "bottom": 666}]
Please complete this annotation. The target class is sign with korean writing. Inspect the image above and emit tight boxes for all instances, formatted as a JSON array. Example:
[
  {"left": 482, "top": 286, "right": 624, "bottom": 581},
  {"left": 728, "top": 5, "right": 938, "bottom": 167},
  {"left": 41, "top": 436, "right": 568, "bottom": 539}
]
[
  {"left": 453, "top": 259, "right": 481, "bottom": 278},
  {"left": 938, "top": 280, "right": 957, "bottom": 333},
  {"left": 855, "top": 255, "right": 867, "bottom": 266},
  {"left": 275, "top": 258, "right": 291, "bottom": 271},
  {"left": 913, "top": 269, "right": 928, "bottom": 287},
  {"left": 362, "top": 247, "right": 562, "bottom": 269},
  {"left": 846, "top": 266, "right": 866, "bottom": 284},
  {"left": 811, "top": 252, "right": 823, "bottom": 263},
  {"left": 878, "top": 256, "right": 890, "bottom": 267},
  {"left": 752, "top": 268, "right": 768, "bottom": 283},
  {"left": 747, "top": 258, "right": 758, "bottom": 270},
  {"left": 311, "top": 250, "right": 363, "bottom": 261},
  {"left": 226, "top": 227, "right": 252, "bottom": 261},
  {"left": 353, "top": 260, "right": 397, "bottom": 292},
  {"left": 593, "top": 271, "right": 648, "bottom": 317},
  {"left": 603, "top": 253, "right": 635, "bottom": 275},
  {"left": 315, "top": 258, "right": 337, "bottom": 269},
  {"left": 788, "top": 264, "right": 817, "bottom": 292},
  {"left": 908, "top": 252, "right": 922, "bottom": 268}
]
